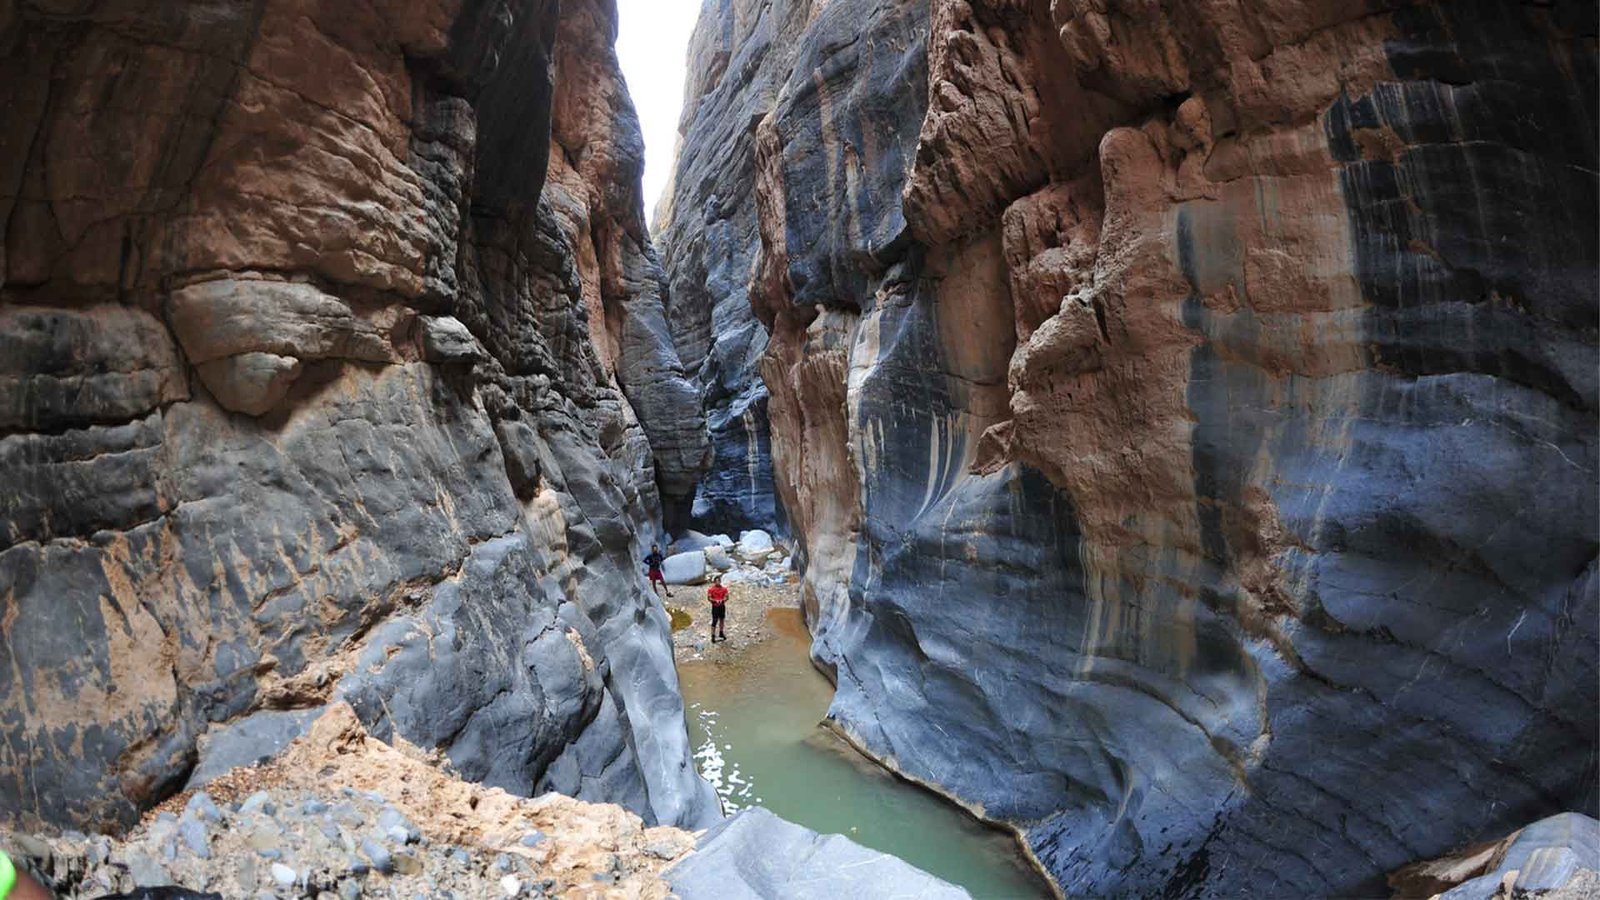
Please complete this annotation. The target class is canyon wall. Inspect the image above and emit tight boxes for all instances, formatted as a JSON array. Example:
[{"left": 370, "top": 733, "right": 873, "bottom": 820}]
[
  {"left": 659, "top": 0, "right": 1599, "bottom": 895},
  {"left": 0, "top": 0, "right": 716, "bottom": 833},
  {"left": 654, "top": 0, "right": 809, "bottom": 537}
]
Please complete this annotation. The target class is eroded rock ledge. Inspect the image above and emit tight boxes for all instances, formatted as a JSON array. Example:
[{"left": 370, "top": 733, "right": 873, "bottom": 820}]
[
  {"left": 658, "top": 0, "right": 1599, "bottom": 896},
  {"left": 0, "top": 0, "right": 712, "bottom": 834}
]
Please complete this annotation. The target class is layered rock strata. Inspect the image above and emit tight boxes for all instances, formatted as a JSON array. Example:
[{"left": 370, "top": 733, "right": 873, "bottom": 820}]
[
  {"left": 659, "top": 0, "right": 1599, "bottom": 896},
  {"left": 0, "top": 0, "right": 714, "bottom": 833}
]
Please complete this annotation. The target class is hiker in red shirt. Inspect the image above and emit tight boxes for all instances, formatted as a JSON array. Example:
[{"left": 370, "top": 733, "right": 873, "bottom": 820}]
[{"left": 707, "top": 575, "right": 729, "bottom": 643}]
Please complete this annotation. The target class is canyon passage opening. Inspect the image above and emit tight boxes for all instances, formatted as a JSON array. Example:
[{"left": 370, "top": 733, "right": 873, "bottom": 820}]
[{"left": 677, "top": 608, "right": 1052, "bottom": 898}]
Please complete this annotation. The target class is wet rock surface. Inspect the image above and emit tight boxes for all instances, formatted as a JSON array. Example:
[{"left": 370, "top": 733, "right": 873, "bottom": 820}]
[
  {"left": 0, "top": 0, "right": 713, "bottom": 834},
  {"left": 659, "top": 0, "right": 1599, "bottom": 896}
]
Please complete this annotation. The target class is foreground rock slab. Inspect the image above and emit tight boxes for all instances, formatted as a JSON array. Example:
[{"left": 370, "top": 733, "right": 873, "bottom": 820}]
[
  {"left": 665, "top": 806, "right": 970, "bottom": 900},
  {"left": 1392, "top": 812, "right": 1600, "bottom": 900}
]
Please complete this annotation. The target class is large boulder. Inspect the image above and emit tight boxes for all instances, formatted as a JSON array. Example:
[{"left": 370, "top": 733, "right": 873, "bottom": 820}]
[
  {"left": 1432, "top": 813, "right": 1600, "bottom": 900},
  {"left": 665, "top": 807, "right": 969, "bottom": 899},
  {"left": 704, "top": 545, "right": 734, "bottom": 571},
  {"left": 671, "top": 531, "right": 732, "bottom": 554},
  {"left": 734, "top": 530, "right": 775, "bottom": 561},
  {"left": 661, "top": 551, "right": 709, "bottom": 585}
]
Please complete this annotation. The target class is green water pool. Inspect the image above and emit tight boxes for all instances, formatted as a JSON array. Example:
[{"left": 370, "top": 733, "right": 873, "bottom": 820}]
[{"left": 677, "top": 608, "right": 1053, "bottom": 899}]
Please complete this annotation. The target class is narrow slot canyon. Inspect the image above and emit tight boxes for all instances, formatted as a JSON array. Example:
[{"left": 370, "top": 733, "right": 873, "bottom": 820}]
[{"left": 0, "top": 1, "right": 1595, "bottom": 899}]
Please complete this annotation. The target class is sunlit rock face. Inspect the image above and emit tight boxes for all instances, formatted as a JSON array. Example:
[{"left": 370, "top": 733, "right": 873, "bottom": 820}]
[
  {"left": 0, "top": 0, "right": 715, "bottom": 833},
  {"left": 661, "top": 0, "right": 1599, "bottom": 895}
]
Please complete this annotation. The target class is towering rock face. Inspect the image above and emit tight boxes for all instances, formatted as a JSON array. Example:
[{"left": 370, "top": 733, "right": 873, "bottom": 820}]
[
  {"left": 654, "top": 0, "right": 820, "bottom": 537},
  {"left": 0, "top": 0, "right": 715, "bottom": 833},
  {"left": 659, "top": 0, "right": 1599, "bottom": 896}
]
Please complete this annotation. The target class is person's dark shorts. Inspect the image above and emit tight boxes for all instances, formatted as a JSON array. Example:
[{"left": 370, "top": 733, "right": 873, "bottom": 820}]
[
  {"left": 711, "top": 603, "right": 726, "bottom": 624},
  {"left": 648, "top": 568, "right": 665, "bottom": 582}
]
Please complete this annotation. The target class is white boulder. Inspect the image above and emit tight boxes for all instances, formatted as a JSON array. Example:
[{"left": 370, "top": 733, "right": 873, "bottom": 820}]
[
  {"left": 704, "top": 544, "right": 735, "bottom": 570},
  {"left": 671, "top": 530, "right": 731, "bottom": 553},
  {"left": 736, "top": 529, "right": 775, "bottom": 560},
  {"left": 661, "top": 551, "right": 708, "bottom": 585}
]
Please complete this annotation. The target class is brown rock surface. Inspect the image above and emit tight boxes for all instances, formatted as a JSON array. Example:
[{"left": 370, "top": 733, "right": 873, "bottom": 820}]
[
  {"left": 660, "top": 0, "right": 1598, "bottom": 896},
  {"left": 0, "top": 0, "right": 715, "bottom": 835}
]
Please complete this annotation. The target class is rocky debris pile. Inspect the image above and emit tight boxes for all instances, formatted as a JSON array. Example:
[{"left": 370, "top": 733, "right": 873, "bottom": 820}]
[
  {"left": 3, "top": 703, "right": 972, "bottom": 900},
  {"left": 1391, "top": 813, "right": 1600, "bottom": 900},
  {"left": 671, "top": 579, "right": 804, "bottom": 657},
  {"left": 4, "top": 704, "right": 694, "bottom": 899},
  {"left": 663, "top": 531, "right": 791, "bottom": 587}
]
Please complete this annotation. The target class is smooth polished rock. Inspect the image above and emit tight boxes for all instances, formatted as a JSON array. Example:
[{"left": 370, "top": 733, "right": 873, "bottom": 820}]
[
  {"left": 660, "top": 551, "right": 709, "bottom": 586},
  {"left": 665, "top": 807, "right": 968, "bottom": 900}
]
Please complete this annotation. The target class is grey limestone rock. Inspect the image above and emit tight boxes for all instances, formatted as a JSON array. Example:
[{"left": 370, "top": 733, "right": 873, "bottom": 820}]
[
  {"left": 188, "top": 710, "right": 325, "bottom": 790},
  {"left": 661, "top": 551, "right": 708, "bottom": 585},
  {"left": 1438, "top": 814, "right": 1600, "bottom": 900},
  {"left": 665, "top": 807, "right": 970, "bottom": 900},
  {"left": 660, "top": 0, "right": 1600, "bottom": 897},
  {"left": 419, "top": 316, "right": 486, "bottom": 365}
]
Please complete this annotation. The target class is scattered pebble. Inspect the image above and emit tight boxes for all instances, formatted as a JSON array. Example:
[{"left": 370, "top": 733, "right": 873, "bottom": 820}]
[
  {"left": 185, "top": 793, "right": 222, "bottom": 824},
  {"left": 239, "top": 792, "right": 274, "bottom": 816},
  {"left": 269, "top": 862, "right": 298, "bottom": 887},
  {"left": 360, "top": 837, "right": 394, "bottom": 875},
  {"left": 178, "top": 819, "right": 210, "bottom": 860}
]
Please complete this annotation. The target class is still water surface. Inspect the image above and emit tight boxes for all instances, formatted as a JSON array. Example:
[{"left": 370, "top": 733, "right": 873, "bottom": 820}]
[{"left": 677, "top": 608, "right": 1052, "bottom": 899}]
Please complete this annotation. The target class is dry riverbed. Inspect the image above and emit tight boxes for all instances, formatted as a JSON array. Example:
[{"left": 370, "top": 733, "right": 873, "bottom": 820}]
[{"left": 667, "top": 574, "right": 804, "bottom": 658}]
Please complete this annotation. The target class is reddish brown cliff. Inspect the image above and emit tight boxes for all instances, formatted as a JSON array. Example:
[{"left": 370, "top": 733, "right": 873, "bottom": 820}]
[
  {"left": 659, "top": 0, "right": 1599, "bottom": 895},
  {"left": 0, "top": 0, "right": 715, "bottom": 833}
]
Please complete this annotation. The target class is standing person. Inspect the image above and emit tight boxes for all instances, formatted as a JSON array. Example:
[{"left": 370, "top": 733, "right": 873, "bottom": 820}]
[
  {"left": 644, "top": 543, "right": 673, "bottom": 598},
  {"left": 707, "top": 575, "right": 729, "bottom": 643}
]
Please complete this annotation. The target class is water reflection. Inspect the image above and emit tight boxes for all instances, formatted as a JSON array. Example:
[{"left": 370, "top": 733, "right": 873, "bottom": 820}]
[{"left": 677, "top": 608, "right": 1051, "bottom": 899}]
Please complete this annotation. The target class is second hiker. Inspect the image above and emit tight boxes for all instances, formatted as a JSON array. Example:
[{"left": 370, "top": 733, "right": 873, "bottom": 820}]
[
  {"left": 708, "top": 575, "right": 729, "bottom": 643},
  {"left": 644, "top": 543, "right": 673, "bottom": 598}
]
